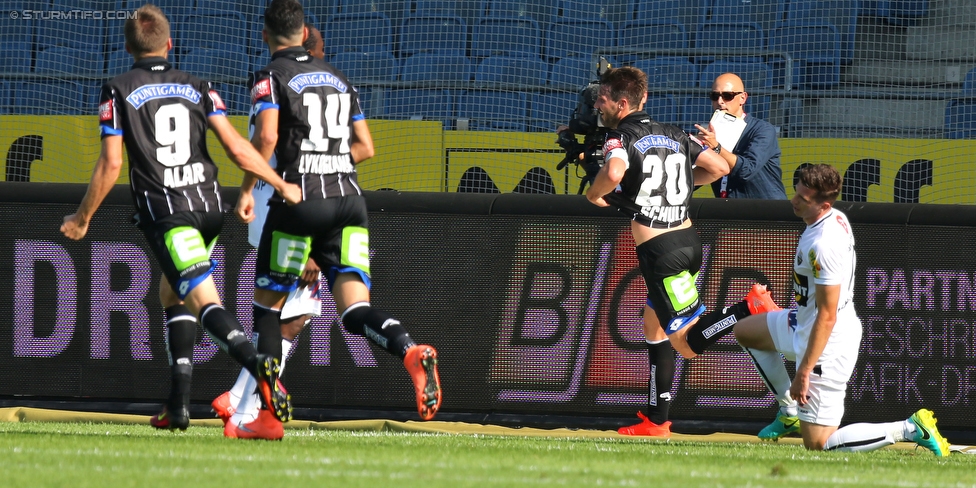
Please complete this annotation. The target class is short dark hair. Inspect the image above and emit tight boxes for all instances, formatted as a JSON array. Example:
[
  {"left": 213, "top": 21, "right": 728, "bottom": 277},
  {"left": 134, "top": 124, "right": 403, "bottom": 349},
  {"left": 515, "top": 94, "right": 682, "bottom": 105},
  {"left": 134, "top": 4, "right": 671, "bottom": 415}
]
[
  {"left": 599, "top": 66, "right": 647, "bottom": 109},
  {"left": 797, "top": 164, "right": 842, "bottom": 203},
  {"left": 264, "top": 0, "right": 304, "bottom": 42},
  {"left": 124, "top": 4, "right": 169, "bottom": 56},
  {"left": 302, "top": 22, "right": 321, "bottom": 52}
]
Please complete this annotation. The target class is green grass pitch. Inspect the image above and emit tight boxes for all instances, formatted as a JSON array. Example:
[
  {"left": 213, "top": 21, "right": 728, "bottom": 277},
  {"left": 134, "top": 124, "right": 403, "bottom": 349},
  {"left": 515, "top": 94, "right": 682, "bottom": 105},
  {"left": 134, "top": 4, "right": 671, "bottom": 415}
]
[{"left": 0, "top": 421, "right": 973, "bottom": 487}]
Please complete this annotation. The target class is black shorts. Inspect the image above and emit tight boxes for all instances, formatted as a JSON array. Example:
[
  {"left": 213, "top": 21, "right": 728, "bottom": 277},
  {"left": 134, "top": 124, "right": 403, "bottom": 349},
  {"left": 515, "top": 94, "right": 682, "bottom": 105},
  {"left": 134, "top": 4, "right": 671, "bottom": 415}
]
[
  {"left": 635, "top": 226, "right": 705, "bottom": 334},
  {"left": 138, "top": 210, "right": 222, "bottom": 299},
  {"left": 255, "top": 196, "right": 371, "bottom": 293}
]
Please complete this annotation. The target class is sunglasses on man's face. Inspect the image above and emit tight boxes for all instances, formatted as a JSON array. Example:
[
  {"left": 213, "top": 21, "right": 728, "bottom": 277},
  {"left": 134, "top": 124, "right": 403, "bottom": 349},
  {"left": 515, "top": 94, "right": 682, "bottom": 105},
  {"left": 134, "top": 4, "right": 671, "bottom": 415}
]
[{"left": 709, "top": 91, "right": 743, "bottom": 102}]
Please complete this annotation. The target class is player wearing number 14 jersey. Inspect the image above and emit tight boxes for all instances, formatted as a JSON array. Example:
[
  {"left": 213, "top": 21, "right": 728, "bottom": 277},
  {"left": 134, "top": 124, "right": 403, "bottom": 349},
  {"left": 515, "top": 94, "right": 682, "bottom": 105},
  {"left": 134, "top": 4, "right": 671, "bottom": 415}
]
[
  {"left": 60, "top": 4, "right": 300, "bottom": 432},
  {"left": 586, "top": 66, "right": 781, "bottom": 437},
  {"left": 234, "top": 0, "right": 441, "bottom": 434}
]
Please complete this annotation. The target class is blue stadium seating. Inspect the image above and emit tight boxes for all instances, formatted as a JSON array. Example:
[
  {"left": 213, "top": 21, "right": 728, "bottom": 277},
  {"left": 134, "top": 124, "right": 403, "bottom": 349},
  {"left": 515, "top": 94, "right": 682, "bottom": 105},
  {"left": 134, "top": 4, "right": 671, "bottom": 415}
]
[
  {"left": 36, "top": 16, "right": 105, "bottom": 51},
  {"left": 212, "top": 82, "right": 249, "bottom": 115},
  {"left": 633, "top": 57, "right": 697, "bottom": 89},
  {"left": 471, "top": 17, "right": 542, "bottom": 58},
  {"left": 549, "top": 56, "right": 600, "bottom": 88},
  {"left": 645, "top": 95, "right": 678, "bottom": 125},
  {"left": 250, "top": 48, "right": 270, "bottom": 75},
  {"left": 943, "top": 67, "right": 976, "bottom": 139},
  {"left": 178, "top": 12, "right": 246, "bottom": 55},
  {"left": 329, "top": 50, "right": 393, "bottom": 117},
  {"left": 399, "top": 16, "right": 468, "bottom": 56},
  {"left": 768, "top": 20, "right": 842, "bottom": 89},
  {"left": 696, "top": 22, "right": 765, "bottom": 53},
  {"left": 617, "top": 20, "right": 689, "bottom": 64},
  {"left": 943, "top": 99, "right": 976, "bottom": 139},
  {"left": 786, "top": 0, "right": 858, "bottom": 63},
  {"left": 405, "top": 0, "right": 481, "bottom": 27},
  {"left": 336, "top": 0, "right": 404, "bottom": 29},
  {"left": 11, "top": 81, "right": 99, "bottom": 115},
  {"left": 458, "top": 90, "right": 528, "bottom": 131},
  {"left": 180, "top": 47, "right": 250, "bottom": 81},
  {"left": 635, "top": 0, "right": 707, "bottom": 38},
  {"left": 963, "top": 67, "right": 976, "bottom": 94},
  {"left": 545, "top": 20, "right": 613, "bottom": 60},
  {"left": 0, "top": 81, "right": 9, "bottom": 115},
  {"left": 557, "top": 0, "right": 634, "bottom": 25},
  {"left": 480, "top": 0, "right": 559, "bottom": 26},
  {"left": 106, "top": 49, "right": 130, "bottom": 76},
  {"left": 322, "top": 13, "right": 393, "bottom": 56},
  {"left": 679, "top": 96, "right": 716, "bottom": 132},
  {"left": 474, "top": 55, "right": 548, "bottom": 85},
  {"left": 331, "top": 51, "right": 399, "bottom": 81},
  {"left": 114, "top": 0, "right": 194, "bottom": 19},
  {"left": 400, "top": 51, "right": 473, "bottom": 82},
  {"left": 384, "top": 89, "right": 456, "bottom": 128},
  {"left": 302, "top": 0, "right": 338, "bottom": 19},
  {"left": 35, "top": 46, "right": 105, "bottom": 77},
  {"left": 707, "top": 0, "right": 787, "bottom": 33},
  {"left": 529, "top": 91, "right": 576, "bottom": 132},
  {"left": 0, "top": 14, "right": 33, "bottom": 72},
  {"left": 878, "top": 0, "right": 929, "bottom": 25}
]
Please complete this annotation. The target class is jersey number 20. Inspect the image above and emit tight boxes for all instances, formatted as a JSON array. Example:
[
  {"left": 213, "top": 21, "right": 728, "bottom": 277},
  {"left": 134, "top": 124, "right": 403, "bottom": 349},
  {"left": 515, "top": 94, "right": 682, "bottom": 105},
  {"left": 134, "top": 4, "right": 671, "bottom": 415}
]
[{"left": 636, "top": 152, "right": 689, "bottom": 207}]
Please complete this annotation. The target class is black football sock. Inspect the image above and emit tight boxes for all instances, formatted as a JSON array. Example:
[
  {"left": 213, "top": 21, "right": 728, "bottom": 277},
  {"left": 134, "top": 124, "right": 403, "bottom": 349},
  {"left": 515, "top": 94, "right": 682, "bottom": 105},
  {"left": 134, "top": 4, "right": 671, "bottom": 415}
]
[
  {"left": 253, "top": 303, "right": 282, "bottom": 361},
  {"left": 199, "top": 303, "right": 261, "bottom": 377},
  {"left": 646, "top": 339, "right": 675, "bottom": 425},
  {"left": 164, "top": 305, "right": 196, "bottom": 409},
  {"left": 686, "top": 301, "right": 752, "bottom": 354},
  {"left": 341, "top": 302, "right": 416, "bottom": 358}
]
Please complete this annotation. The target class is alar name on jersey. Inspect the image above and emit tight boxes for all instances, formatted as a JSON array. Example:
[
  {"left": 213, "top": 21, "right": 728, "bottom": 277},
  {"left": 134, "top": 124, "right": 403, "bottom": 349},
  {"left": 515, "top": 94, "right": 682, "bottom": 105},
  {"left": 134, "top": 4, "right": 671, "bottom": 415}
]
[
  {"left": 163, "top": 162, "right": 206, "bottom": 188},
  {"left": 298, "top": 153, "right": 354, "bottom": 174}
]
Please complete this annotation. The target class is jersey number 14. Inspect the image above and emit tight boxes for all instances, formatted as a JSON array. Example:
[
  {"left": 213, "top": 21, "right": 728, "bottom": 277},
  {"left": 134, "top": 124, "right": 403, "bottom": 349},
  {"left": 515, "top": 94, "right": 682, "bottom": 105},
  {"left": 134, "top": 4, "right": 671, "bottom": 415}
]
[{"left": 301, "top": 92, "right": 351, "bottom": 153}]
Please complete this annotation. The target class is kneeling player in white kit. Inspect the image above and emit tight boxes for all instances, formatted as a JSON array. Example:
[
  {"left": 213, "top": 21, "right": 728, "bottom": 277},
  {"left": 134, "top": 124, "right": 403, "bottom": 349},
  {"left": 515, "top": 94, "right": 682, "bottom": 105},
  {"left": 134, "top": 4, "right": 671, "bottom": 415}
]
[{"left": 733, "top": 164, "right": 950, "bottom": 455}]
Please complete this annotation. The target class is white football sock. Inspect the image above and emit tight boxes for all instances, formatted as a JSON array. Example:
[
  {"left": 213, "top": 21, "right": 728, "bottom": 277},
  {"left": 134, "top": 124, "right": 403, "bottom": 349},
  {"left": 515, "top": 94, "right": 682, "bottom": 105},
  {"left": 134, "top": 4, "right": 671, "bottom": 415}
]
[
  {"left": 824, "top": 421, "right": 911, "bottom": 452},
  {"left": 742, "top": 346, "right": 798, "bottom": 416},
  {"left": 229, "top": 375, "right": 260, "bottom": 425},
  {"left": 280, "top": 338, "right": 293, "bottom": 375}
]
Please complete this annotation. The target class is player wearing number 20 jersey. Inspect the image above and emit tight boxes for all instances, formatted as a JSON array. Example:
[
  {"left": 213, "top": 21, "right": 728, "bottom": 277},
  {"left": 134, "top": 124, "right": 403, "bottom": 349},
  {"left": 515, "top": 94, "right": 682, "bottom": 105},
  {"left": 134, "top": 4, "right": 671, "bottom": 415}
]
[{"left": 603, "top": 111, "right": 703, "bottom": 229}]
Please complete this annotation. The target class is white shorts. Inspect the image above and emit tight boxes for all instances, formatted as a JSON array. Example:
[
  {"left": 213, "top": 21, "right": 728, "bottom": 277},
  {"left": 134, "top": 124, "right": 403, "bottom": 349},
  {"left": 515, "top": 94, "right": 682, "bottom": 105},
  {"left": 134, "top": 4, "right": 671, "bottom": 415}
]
[
  {"left": 280, "top": 277, "right": 323, "bottom": 320},
  {"left": 766, "top": 309, "right": 858, "bottom": 427}
]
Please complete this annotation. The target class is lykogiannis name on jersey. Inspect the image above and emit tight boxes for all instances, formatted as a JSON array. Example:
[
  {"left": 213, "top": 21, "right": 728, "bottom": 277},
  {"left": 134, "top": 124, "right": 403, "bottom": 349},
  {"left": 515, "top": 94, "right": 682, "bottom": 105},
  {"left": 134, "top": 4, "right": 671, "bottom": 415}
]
[
  {"left": 287, "top": 72, "right": 347, "bottom": 94},
  {"left": 298, "top": 153, "right": 354, "bottom": 174},
  {"left": 126, "top": 83, "right": 201, "bottom": 109},
  {"left": 634, "top": 134, "right": 680, "bottom": 154}
]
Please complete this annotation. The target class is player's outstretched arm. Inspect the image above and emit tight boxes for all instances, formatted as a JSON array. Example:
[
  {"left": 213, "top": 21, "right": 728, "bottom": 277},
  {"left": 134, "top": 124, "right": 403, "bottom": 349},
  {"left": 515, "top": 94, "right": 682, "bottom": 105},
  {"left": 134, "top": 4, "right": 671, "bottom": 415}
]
[
  {"left": 61, "top": 135, "right": 124, "bottom": 240},
  {"left": 208, "top": 113, "right": 301, "bottom": 205},
  {"left": 585, "top": 156, "right": 625, "bottom": 207},
  {"left": 349, "top": 119, "right": 374, "bottom": 164},
  {"left": 692, "top": 145, "right": 731, "bottom": 186}
]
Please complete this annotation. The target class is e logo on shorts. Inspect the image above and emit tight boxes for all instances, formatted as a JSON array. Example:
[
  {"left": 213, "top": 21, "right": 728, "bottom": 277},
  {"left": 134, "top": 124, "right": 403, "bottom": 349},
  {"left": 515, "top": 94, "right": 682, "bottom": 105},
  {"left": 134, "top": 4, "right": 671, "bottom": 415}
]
[
  {"left": 340, "top": 226, "right": 370, "bottom": 275},
  {"left": 270, "top": 231, "right": 312, "bottom": 275},
  {"left": 663, "top": 270, "right": 699, "bottom": 310},
  {"left": 164, "top": 226, "right": 210, "bottom": 270}
]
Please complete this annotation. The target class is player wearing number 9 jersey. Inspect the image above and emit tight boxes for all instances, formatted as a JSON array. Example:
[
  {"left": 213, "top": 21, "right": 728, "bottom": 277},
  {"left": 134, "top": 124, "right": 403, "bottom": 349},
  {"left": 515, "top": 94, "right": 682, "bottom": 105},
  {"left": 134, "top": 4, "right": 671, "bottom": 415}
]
[
  {"left": 60, "top": 4, "right": 301, "bottom": 431},
  {"left": 235, "top": 0, "right": 442, "bottom": 429},
  {"left": 586, "top": 66, "right": 781, "bottom": 437}
]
